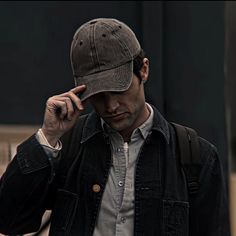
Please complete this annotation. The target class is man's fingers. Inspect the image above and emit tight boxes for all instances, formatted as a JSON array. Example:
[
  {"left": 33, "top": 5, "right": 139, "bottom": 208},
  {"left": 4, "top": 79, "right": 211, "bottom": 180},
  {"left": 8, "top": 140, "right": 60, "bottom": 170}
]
[
  {"left": 65, "top": 97, "right": 74, "bottom": 120},
  {"left": 67, "top": 91, "right": 84, "bottom": 111},
  {"left": 48, "top": 95, "right": 83, "bottom": 121},
  {"left": 70, "top": 84, "right": 86, "bottom": 94},
  {"left": 46, "top": 85, "right": 86, "bottom": 121},
  {"left": 70, "top": 85, "right": 86, "bottom": 109},
  {"left": 47, "top": 100, "right": 68, "bottom": 120},
  {"left": 54, "top": 85, "right": 86, "bottom": 111},
  {"left": 58, "top": 85, "right": 86, "bottom": 98}
]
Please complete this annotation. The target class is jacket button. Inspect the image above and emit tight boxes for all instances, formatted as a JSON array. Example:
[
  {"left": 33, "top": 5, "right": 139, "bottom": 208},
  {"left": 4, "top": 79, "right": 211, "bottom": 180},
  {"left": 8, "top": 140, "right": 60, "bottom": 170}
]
[{"left": 92, "top": 184, "right": 101, "bottom": 193}]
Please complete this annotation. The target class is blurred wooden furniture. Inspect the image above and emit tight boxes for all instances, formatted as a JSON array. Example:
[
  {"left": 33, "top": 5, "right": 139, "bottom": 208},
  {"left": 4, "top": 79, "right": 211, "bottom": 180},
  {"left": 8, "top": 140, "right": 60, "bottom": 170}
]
[{"left": 0, "top": 124, "right": 39, "bottom": 175}]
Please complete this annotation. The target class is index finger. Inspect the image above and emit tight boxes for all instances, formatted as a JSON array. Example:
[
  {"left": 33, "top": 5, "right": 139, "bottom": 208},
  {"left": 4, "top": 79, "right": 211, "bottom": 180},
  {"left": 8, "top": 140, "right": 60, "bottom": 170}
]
[{"left": 70, "top": 84, "right": 86, "bottom": 94}]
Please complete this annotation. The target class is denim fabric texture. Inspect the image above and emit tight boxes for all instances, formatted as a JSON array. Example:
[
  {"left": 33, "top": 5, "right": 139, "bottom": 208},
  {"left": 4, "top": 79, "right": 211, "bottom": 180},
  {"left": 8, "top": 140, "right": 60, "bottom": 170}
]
[{"left": 0, "top": 105, "right": 230, "bottom": 236}]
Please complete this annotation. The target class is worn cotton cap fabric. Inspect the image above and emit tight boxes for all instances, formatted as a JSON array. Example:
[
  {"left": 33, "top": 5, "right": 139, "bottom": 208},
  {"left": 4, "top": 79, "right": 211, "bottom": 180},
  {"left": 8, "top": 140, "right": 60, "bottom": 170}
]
[{"left": 70, "top": 18, "right": 141, "bottom": 101}]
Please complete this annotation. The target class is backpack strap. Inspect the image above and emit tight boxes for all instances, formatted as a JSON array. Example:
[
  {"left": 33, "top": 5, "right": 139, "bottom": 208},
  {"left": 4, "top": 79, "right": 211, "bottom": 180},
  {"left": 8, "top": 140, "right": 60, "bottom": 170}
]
[{"left": 171, "top": 122, "right": 201, "bottom": 195}]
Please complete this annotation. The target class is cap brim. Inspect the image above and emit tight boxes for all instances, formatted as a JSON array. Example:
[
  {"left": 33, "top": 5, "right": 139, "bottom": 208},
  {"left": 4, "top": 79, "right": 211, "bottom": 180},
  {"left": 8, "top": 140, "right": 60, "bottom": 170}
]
[{"left": 74, "top": 61, "right": 133, "bottom": 101}]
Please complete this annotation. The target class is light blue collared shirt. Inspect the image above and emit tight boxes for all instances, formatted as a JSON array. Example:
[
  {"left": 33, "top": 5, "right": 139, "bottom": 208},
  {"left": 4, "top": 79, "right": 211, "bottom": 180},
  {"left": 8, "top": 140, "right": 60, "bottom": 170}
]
[{"left": 93, "top": 103, "right": 154, "bottom": 236}]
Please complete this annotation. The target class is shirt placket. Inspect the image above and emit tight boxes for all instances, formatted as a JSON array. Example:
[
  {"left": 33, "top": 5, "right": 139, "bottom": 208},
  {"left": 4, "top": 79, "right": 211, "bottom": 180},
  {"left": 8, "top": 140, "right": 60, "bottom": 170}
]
[
  {"left": 113, "top": 143, "right": 126, "bottom": 211},
  {"left": 118, "top": 143, "right": 136, "bottom": 236}
]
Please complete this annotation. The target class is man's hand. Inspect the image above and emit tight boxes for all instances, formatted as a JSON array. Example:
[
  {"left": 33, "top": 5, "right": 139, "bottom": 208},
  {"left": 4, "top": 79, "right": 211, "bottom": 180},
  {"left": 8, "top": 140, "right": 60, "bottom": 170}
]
[{"left": 41, "top": 85, "right": 86, "bottom": 146}]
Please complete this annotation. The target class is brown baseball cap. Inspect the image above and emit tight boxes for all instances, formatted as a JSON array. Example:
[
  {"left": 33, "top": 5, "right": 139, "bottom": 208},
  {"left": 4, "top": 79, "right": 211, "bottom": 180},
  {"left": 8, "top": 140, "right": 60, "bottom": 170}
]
[{"left": 70, "top": 18, "right": 141, "bottom": 101}]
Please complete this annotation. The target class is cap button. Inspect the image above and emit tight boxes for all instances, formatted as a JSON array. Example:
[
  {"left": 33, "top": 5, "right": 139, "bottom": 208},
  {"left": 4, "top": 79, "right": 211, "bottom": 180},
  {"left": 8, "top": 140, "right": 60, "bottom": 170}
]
[{"left": 92, "top": 184, "right": 101, "bottom": 193}]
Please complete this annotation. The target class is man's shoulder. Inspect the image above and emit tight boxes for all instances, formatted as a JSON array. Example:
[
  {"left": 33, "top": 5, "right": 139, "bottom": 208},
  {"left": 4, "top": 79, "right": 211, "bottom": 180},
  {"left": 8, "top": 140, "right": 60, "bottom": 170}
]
[
  {"left": 198, "top": 136, "right": 219, "bottom": 164},
  {"left": 168, "top": 121, "right": 219, "bottom": 169}
]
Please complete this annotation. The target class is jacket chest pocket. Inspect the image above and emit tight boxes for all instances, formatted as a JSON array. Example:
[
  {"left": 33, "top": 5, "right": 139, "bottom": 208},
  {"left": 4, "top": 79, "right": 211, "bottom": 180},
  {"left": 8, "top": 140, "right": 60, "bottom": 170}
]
[
  {"left": 162, "top": 200, "right": 189, "bottom": 236},
  {"left": 49, "top": 189, "right": 78, "bottom": 235}
]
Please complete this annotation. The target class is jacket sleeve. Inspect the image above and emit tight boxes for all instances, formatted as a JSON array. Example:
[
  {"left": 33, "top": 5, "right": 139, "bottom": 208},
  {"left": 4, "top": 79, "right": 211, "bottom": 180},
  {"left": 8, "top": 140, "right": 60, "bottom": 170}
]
[
  {"left": 189, "top": 138, "right": 231, "bottom": 236},
  {"left": 0, "top": 134, "right": 59, "bottom": 235}
]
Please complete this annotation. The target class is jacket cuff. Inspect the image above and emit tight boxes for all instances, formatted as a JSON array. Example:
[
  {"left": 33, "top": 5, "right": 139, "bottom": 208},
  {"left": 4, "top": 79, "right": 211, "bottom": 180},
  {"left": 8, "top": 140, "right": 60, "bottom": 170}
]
[{"left": 16, "top": 134, "right": 52, "bottom": 174}]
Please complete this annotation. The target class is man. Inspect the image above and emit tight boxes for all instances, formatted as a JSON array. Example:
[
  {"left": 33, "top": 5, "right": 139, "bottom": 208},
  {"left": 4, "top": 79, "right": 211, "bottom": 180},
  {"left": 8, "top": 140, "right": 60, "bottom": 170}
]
[{"left": 0, "top": 18, "right": 230, "bottom": 235}]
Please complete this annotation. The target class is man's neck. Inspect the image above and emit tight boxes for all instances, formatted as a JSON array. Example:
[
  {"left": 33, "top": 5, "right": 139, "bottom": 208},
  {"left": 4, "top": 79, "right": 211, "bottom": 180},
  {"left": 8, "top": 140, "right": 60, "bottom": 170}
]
[{"left": 120, "top": 103, "right": 151, "bottom": 142}]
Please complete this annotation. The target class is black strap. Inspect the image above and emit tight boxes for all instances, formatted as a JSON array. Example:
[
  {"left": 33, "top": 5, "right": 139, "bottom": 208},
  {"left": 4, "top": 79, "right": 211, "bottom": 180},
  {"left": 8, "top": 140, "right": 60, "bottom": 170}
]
[{"left": 171, "top": 122, "right": 201, "bottom": 195}]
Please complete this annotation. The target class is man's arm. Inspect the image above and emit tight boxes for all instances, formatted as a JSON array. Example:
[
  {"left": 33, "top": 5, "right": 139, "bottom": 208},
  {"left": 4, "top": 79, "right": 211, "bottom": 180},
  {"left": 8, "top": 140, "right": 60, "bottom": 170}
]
[
  {"left": 0, "top": 85, "right": 86, "bottom": 235},
  {"left": 189, "top": 138, "right": 230, "bottom": 236},
  {"left": 0, "top": 135, "right": 55, "bottom": 234}
]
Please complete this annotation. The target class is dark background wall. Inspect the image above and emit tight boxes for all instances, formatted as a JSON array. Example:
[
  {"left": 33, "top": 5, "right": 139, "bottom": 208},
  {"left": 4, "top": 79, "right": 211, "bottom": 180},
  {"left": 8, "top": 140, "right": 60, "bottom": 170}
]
[
  {"left": 0, "top": 1, "right": 229, "bottom": 172},
  {"left": 225, "top": 1, "right": 236, "bottom": 172}
]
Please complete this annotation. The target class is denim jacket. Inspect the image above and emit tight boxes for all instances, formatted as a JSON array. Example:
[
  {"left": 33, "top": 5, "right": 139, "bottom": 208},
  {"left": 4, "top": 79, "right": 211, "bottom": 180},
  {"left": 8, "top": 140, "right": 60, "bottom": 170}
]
[{"left": 0, "top": 106, "right": 230, "bottom": 236}]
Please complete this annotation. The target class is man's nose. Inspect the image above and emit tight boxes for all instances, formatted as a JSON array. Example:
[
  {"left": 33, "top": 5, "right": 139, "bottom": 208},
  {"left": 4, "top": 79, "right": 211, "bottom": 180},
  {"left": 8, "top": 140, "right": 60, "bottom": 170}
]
[{"left": 104, "top": 93, "right": 119, "bottom": 113}]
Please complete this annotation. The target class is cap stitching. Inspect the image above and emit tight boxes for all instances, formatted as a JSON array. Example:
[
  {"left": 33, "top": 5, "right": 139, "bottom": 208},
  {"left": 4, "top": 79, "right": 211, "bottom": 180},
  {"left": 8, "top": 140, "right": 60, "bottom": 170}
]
[
  {"left": 93, "top": 23, "right": 101, "bottom": 71},
  {"left": 76, "top": 60, "right": 133, "bottom": 77},
  {"left": 89, "top": 24, "right": 95, "bottom": 69},
  {"left": 76, "top": 63, "right": 133, "bottom": 101},
  {"left": 72, "top": 19, "right": 140, "bottom": 77},
  {"left": 71, "top": 39, "right": 78, "bottom": 76},
  {"left": 100, "top": 22, "right": 133, "bottom": 59},
  {"left": 89, "top": 23, "right": 100, "bottom": 71}
]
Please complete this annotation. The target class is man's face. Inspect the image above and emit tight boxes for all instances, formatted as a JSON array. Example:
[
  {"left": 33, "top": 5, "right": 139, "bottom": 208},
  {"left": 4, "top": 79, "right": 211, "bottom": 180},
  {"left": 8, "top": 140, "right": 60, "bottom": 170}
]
[{"left": 89, "top": 75, "right": 148, "bottom": 139}]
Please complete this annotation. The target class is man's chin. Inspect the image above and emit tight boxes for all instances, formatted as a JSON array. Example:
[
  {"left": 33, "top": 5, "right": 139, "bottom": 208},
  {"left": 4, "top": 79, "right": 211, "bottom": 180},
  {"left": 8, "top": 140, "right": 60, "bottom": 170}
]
[{"left": 108, "top": 121, "right": 128, "bottom": 132}]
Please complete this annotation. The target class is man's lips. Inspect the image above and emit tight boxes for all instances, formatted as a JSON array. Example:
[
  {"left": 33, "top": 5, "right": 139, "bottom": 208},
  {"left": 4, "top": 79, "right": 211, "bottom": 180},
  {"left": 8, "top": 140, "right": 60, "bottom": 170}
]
[{"left": 104, "top": 113, "right": 127, "bottom": 121}]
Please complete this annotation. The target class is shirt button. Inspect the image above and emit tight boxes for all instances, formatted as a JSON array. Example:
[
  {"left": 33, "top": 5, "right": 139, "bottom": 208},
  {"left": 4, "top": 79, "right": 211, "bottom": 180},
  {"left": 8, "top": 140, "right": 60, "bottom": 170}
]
[
  {"left": 121, "top": 217, "right": 126, "bottom": 223},
  {"left": 118, "top": 181, "right": 123, "bottom": 187},
  {"left": 92, "top": 184, "right": 101, "bottom": 193}
]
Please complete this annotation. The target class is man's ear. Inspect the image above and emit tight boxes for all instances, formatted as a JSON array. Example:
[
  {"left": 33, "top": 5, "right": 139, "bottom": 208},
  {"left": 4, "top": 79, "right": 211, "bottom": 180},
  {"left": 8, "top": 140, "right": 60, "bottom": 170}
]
[{"left": 140, "top": 58, "right": 149, "bottom": 83}]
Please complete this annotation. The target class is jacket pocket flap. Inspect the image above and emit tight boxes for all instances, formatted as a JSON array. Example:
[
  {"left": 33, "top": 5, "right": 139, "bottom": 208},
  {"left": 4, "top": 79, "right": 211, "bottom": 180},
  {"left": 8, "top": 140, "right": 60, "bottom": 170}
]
[{"left": 50, "top": 189, "right": 78, "bottom": 234}]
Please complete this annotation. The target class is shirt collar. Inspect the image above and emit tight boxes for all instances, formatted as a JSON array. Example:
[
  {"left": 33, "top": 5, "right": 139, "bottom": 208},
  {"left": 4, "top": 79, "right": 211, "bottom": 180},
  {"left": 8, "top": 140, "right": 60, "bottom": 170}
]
[
  {"left": 101, "top": 103, "right": 154, "bottom": 141},
  {"left": 81, "top": 104, "right": 170, "bottom": 144}
]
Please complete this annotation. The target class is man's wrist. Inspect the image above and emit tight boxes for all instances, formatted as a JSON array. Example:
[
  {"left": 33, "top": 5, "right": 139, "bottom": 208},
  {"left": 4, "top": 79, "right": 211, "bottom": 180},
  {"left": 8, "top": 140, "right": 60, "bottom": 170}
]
[
  {"left": 36, "top": 129, "right": 62, "bottom": 159},
  {"left": 39, "top": 128, "right": 60, "bottom": 148},
  {"left": 40, "top": 128, "right": 60, "bottom": 147}
]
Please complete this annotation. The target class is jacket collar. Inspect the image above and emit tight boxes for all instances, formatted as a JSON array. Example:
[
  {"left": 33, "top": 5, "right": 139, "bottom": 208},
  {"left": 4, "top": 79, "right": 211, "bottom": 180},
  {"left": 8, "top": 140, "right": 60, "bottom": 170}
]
[
  {"left": 81, "top": 111, "right": 103, "bottom": 143},
  {"left": 150, "top": 105, "right": 170, "bottom": 144},
  {"left": 81, "top": 105, "right": 170, "bottom": 144}
]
